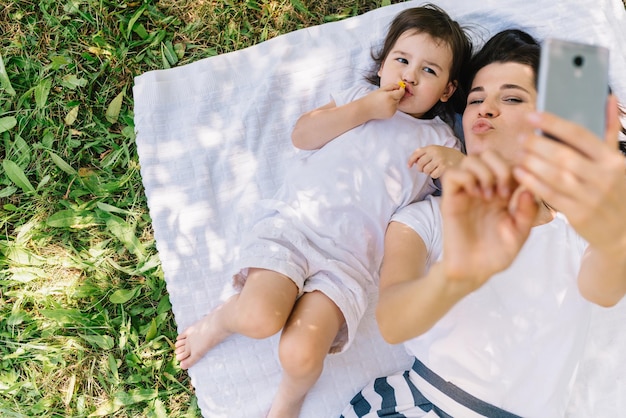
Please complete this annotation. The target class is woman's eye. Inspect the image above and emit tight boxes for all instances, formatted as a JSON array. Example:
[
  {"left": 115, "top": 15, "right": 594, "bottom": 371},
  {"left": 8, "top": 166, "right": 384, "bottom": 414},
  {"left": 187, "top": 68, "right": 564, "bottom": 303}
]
[
  {"left": 503, "top": 97, "right": 523, "bottom": 103},
  {"left": 467, "top": 98, "right": 483, "bottom": 105}
]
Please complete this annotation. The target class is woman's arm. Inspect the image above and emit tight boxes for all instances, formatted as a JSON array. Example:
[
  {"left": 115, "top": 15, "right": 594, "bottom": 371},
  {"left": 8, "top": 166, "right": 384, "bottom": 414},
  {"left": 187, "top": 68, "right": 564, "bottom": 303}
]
[
  {"left": 378, "top": 152, "right": 538, "bottom": 344},
  {"left": 376, "top": 222, "right": 471, "bottom": 344},
  {"left": 515, "top": 96, "right": 626, "bottom": 306},
  {"left": 578, "top": 247, "right": 626, "bottom": 307},
  {"left": 291, "top": 83, "right": 405, "bottom": 150}
]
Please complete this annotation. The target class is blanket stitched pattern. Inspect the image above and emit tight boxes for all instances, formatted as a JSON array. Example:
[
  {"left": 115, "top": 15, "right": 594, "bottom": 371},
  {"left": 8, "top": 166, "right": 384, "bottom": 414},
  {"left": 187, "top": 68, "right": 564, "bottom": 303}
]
[{"left": 133, "top": 0, "right": 626, "bottom": 416}]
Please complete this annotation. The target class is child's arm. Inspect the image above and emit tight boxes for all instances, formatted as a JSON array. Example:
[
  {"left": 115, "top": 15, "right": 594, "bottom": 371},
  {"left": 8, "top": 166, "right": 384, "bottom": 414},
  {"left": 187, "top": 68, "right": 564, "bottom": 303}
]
[
  {"left": 291, "top": 83, "right": 405, "bottom": 150},
  {"left": 408, "top": 145, "right": 465, "bottom": 179}
]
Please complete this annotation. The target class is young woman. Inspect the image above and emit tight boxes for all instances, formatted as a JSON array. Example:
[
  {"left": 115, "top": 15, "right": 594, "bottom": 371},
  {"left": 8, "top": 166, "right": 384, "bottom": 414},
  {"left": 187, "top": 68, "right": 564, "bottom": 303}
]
[
  {"left": 174, "top": 5, "right": 471, "bottom": 417},
  {"left": 341, "top": 29, "right": 626, "bottom": 418}
]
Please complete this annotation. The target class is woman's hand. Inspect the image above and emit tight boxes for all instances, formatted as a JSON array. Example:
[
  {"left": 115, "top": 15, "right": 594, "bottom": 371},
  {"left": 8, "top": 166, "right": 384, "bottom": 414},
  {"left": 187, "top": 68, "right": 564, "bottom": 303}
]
[
  {"left": 441, "top": 150, "right": 538, "bottom": 289},
  {"left": 514, "top": 95, "right": 626, "bottom": 257}
]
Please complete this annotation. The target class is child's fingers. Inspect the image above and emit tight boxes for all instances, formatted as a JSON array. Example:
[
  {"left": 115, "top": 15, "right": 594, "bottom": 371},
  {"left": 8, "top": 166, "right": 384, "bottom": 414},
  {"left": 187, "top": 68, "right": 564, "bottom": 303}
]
[
  {"left": 380, "top": 82, "right": 403, "bottom": 92},
  {"left": 408, "top": 148, "right": 427, "bottom": 167},
  {"left": 390, "top": 88, "right": 405, "bottom": 101},
  {"left": 415, "top": 155, "right": 434, "bottom": 173},
  {"left": 428, "top": 163, "right": 445, "bottom": 179}
]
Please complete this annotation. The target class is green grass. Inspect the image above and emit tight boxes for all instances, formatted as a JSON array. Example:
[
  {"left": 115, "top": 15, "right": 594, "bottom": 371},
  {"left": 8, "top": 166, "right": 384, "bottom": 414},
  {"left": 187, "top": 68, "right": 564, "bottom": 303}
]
[{"left": 0, "top": 1, "right": 400, "bottom": 416}]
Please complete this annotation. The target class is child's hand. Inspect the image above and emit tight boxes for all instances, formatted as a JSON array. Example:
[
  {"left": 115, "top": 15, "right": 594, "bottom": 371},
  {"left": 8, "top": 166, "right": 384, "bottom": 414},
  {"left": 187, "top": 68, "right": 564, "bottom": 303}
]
[
  {"left": 363, "top": 82, "right": 406, "bottom": 120},
  {"left": 408, "top": 145, "right": 465, "bottom": 179}
]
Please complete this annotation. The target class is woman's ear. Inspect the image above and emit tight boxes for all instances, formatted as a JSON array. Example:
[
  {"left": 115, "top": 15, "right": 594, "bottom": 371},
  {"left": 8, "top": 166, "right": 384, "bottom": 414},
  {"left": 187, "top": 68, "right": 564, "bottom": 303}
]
[{"left": 440, "top": 80, "right": 458, "bottom": 102}]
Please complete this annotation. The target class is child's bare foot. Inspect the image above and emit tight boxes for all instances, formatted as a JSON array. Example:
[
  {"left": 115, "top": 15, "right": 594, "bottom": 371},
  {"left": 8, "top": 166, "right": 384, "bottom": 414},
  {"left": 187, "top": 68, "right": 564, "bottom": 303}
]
[{"left": 175, "top": 305, "right": 232, "bottom": 369}]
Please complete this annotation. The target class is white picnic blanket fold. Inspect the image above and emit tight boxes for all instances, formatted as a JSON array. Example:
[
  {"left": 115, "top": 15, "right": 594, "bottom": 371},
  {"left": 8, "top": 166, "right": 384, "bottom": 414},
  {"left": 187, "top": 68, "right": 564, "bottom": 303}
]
[{"left": 133, "top": 1, "right": 626, "bottom": 416}]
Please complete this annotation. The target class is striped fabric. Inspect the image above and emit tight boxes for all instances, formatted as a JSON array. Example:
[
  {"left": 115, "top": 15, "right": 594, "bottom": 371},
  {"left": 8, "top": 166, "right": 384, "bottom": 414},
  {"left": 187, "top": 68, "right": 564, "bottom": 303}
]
[{"left": 340, "top": 358, "right": 522, "bottom": 418}]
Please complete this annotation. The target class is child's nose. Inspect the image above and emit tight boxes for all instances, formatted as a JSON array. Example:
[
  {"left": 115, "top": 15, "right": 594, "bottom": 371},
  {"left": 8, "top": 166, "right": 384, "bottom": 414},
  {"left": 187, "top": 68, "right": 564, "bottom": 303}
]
[{"left": 402, "top": 68, "right": 419, "bottom": 86}]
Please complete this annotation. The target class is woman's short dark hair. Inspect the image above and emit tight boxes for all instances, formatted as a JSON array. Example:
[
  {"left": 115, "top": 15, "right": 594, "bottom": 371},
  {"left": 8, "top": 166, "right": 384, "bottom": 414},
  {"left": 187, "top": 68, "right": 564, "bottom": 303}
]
[
  {"left": 366, "top": 4, "right": 473, "bottom": 124},
  {"left": 462, "top": 29, "right": 541, "bottom": 93}
]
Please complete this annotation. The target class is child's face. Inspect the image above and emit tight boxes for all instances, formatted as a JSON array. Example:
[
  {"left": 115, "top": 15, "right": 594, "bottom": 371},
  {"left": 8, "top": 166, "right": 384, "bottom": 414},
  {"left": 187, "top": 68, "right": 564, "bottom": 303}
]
[{"left": 378, "top": 31, "right": 456, "bottom": 118}]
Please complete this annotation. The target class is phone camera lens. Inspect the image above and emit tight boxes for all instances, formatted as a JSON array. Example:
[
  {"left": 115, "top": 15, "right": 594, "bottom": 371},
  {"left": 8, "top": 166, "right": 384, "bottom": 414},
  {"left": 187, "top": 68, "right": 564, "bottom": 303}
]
[{"left": 573, "top": 55, "right": 584, "bottom": 67}]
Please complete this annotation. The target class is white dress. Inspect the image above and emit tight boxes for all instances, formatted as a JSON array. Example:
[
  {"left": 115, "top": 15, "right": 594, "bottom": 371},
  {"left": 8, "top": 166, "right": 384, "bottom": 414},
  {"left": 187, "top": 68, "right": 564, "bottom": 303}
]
[
  {"left": 234, "top": 85, "right": 460, "bottom": 352},
  {"left": 393, "top": 196, "right": 591, "bottom": 417}
]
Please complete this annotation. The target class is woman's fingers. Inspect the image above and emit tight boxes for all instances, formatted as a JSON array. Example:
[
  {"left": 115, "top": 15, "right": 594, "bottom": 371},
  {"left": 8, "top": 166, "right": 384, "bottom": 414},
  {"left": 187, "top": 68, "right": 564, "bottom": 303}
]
[
  {"left": 526, "top": 95, "right": 621, "bottom": 161},
  {"left": 454, "top": 151, "right": 514, "bottom": 199},
  {"left": 517, "top": 96, "right": 625, "bottom": 208}
]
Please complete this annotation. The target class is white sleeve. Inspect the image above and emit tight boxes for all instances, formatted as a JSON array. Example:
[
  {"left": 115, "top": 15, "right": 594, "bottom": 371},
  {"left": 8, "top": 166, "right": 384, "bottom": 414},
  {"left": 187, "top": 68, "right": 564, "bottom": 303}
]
[
  {"left": 330, "top": 84, "right": 374, "bottom": 106},
  {"left": 390, "top": 195, "right": 443, "bottom": 271}
]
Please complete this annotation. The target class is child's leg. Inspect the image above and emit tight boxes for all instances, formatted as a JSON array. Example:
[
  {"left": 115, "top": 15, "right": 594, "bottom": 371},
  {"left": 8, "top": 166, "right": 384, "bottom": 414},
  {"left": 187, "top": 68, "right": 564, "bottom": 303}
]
[
  {"left": 175, "top": 268, "right": 299, "bottom": 369},
  {"left": 267, "top": 290, "right": 345, "bottom": 418}
]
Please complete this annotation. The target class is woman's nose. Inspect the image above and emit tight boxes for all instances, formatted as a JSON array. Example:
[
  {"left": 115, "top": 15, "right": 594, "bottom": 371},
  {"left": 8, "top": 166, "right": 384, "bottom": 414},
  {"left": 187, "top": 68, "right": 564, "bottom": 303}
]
[{"left": 478, "top": 100, "right": 498, "bottom": 118}]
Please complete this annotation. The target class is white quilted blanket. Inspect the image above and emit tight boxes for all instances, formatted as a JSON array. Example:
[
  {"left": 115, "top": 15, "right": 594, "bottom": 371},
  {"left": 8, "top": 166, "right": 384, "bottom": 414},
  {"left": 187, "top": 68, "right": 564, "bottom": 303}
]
[{"left": 132, "top": 0, "right": 626, "bottom": 416}]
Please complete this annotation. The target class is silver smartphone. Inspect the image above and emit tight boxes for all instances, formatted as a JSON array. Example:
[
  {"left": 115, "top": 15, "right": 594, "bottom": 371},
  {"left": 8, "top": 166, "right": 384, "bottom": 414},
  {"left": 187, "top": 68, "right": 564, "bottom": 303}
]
[{"left": 536, "top": 38, "right": 610, "bottom": 140}]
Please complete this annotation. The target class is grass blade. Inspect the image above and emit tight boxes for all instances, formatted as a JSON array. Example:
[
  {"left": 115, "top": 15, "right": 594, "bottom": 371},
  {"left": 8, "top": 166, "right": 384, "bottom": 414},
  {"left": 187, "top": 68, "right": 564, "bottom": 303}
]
[
  {"left": 48, "top": 150, "right": 77, "bottom": 175},
  {"left": 0, "top": 185, "right": 17, "bottom": 198},
  {"left": 34, "top": 78, "right": 52, "bottom": 109},
  {"left": 127, "top": 5, "right": 147, "bottom": 39},
  {"left": 105, "top": 90, "right": 125, "bottom": 123},
  {"left": 65, "top": 105, "right": 79, "bottom": 125},
  {"left": 61, "top": 74, "right": 88, "bottom": 89},
  {"left": 161, "top": 41, "right": 178, "bottom": 66},
  {"left": 0, "top": 116, "right": 17, "bottom": 133},
  {"left": 64, "top": 374, "right": 77, "bottom": 407},
  {"left": 80, "top": 334, "right": 115, "bottom": 350},
  {"left": 96, "top": 201, "right": 131, "bottom": 215},
  {"left": 290, "top": 0, "right": 311, "bottom": 16},
  {"left": 0, "top": 52, "right": 15, "bottom": 96},
  {"left": 145, "top": 317, "right": 158, "bottom": 342},
  {"left": 109, "top": 287, "right": 141, "bottom": 304},
  {"left": 2, "top": 159, "right": 35, "bottom": 193},
  {"left": 47, "top": 209, "right": 101, "bottom": 228},
  {"left": 105, "top": 214, "right": 146, "bottom": 258}
]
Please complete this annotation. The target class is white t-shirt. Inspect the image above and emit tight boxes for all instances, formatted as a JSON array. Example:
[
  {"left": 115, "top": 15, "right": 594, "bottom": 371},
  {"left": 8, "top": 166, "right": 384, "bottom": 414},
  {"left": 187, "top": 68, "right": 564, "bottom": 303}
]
[
  {"left": 237, "top": 85, "right": 460, "bottom": 351},
  {"left": 272, "top": 84, "right": 460, "bottom": 277},
  {"left": 392, "top": 196, "right": 590, "bottom": 418}
]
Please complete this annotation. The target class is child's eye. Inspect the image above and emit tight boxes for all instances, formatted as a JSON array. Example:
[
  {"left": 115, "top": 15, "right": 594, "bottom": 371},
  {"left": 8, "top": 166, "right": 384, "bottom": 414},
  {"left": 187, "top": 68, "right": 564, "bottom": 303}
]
[
  {"left": 396, "top": 57, "right": 409, "bottom": 65},
  {"left": 423, "top": 67, "right": 437, "bottom": 76}
]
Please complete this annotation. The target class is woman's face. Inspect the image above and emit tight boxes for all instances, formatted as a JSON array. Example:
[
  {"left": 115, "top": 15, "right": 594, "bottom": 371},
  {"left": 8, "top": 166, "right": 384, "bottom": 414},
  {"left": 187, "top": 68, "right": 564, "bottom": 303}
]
[{"left": 462, "top": 62, "right": 537, "bottom": 161}]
